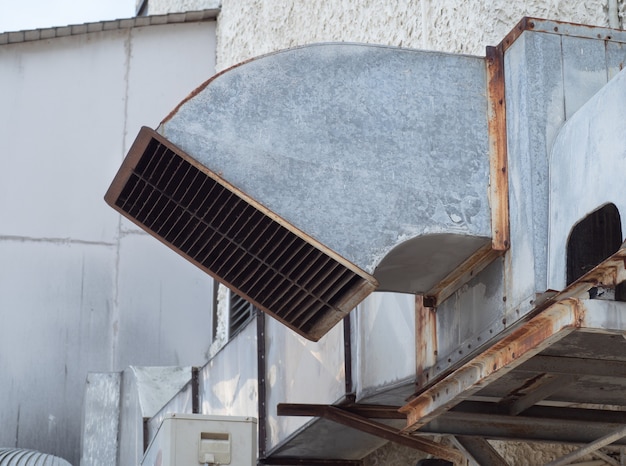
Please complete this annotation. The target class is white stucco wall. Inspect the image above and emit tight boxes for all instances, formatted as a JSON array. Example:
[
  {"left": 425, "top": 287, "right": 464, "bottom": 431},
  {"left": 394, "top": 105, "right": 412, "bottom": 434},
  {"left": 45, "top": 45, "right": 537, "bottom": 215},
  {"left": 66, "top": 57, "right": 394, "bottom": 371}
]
[
  {"left": 215, "top": 0, "right": 612, "bottom": 71},
  {"left": 0, "top": 20, "right": 216, "bottom": 465}
]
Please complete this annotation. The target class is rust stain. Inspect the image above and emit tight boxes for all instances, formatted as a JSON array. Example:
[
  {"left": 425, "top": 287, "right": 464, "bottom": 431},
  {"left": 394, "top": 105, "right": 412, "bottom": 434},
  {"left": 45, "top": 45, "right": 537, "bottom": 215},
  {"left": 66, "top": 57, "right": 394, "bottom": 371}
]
[
  {"left": 160, "top": 54, "right": 263, "bottom": 126},
  {"left": 400, "top": 299, "right": 583, "bottom": 432},
  {"left": 427, "top": 242, "right": 502, "bottom": 306},
  {"left": 415, "top": 295, "right": 438, "bottom": 389},
  {"left": 486, "top": 44, "right": 510, "bottom": 252}
]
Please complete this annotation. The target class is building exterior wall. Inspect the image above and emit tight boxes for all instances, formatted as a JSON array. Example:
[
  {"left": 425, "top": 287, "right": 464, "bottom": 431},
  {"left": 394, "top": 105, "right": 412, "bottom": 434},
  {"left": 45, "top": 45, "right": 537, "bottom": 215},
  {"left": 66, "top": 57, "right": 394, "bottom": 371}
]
[
  {"left": 0, "top": 20, "right": 216, "bottom": 465},
  {"left": 215, "top": 0, "right": 612, "bottom": 71}
]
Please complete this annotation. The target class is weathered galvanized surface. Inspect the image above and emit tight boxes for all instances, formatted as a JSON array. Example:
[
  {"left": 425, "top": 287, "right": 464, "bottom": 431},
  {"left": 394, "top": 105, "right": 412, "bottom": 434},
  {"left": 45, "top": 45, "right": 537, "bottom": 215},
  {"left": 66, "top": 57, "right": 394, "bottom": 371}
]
[
  {"left": 146, "top": 381, "right": 194, "bottom": 446},
  {"left": 548, "top": 66, "right": 626, "bottom": 290},
  {"left": 80, "top": 373, "right": 121, "bottom": 466},
  {"left": 504, "top": 29, "right": 564, "bottom": 308},
  {"left": 401, "top": 299, "right": 583, "bottom": 431},
  {"left": 265, "top": 314, "right": 345, "bottom": 452},
  {"left": 420, "top": 22, "right": 626, "bottom": 392},
  {"left": 403, "top": 245, "right": 626, "bottom": 437},
  {"left": 118, "top": 366, "right": 192, "bottom": 466},
  {"left": 198, "top": 321, "right": 258, "bottom": 418},
  {"left": 352, "top": 292, "right": 416, "bottom": 404},
  {"left": 159, "top": 43, "right": 492, "bottom": 293}
]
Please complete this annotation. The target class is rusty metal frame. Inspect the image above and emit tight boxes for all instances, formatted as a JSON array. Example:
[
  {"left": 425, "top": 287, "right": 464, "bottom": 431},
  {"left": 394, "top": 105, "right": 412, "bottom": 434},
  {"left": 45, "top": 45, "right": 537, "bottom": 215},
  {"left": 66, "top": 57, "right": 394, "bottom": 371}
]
[
  {"left": 499, "top": 17, "right": 626, "bottom": 53},
  {"left": 402, "top": 298, "right": 584, "bottom": 431},
  {"left": 402, "top": 243, "right": 626, "bottom": 432},
  {"left": 421, "top": 37, "right": 510, "bottom": 308},
  {"left": 277, "top": 404, "right": 464, "bottom": 464}
]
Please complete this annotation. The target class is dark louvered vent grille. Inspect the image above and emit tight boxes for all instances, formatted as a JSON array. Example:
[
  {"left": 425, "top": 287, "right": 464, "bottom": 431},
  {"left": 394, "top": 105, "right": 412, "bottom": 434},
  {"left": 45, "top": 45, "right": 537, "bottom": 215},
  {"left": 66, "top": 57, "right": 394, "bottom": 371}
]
[
  {"left": 105, "top": 127, "right": 376, "bottom": 341},
  {"left": 229, "top": 291, "right": 255, "bottom": 337}
]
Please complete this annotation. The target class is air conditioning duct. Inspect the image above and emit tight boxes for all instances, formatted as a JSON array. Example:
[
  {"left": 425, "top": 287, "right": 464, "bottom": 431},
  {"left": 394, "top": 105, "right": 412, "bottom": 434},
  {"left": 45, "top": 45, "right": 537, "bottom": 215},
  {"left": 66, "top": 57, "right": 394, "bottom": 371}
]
[
  {"left": 106, "top": 44, "right": 507, "bottom": 341},
  {"left": 0, "top": 449, "right": 72, "bottom": 466}
]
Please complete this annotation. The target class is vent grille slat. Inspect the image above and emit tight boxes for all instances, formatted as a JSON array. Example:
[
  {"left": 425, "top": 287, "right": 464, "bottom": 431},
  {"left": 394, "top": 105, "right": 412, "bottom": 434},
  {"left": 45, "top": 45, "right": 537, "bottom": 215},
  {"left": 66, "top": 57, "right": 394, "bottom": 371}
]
[{"left": 105, "top": 127, "right": 377, "bottom": 341}]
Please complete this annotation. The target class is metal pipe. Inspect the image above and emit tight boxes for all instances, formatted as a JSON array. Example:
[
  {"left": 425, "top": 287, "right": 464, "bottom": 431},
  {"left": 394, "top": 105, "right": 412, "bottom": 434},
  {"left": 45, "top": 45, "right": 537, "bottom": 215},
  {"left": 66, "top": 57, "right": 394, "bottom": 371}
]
[
  {"left": 545, "top": 425, "right": 626, "bottom": 466},
  {"left": 592, "top": 449, "right": 621, "bottom": 466}
]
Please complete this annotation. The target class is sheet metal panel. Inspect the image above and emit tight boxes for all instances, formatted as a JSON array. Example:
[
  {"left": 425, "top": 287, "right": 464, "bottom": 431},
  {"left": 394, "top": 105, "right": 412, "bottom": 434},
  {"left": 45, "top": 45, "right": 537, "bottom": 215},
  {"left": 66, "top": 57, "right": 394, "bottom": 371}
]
[
  {"left": 548, "top": 66, "right": 626, "bottom": 290},
  {"left": 606, "top": 41, "right": 626, "bottom": 80},
  {"left": 561, "top": 36, "right": 609, "bottom": 119},
  {"left": 0, "top": 241, "right": 114, "bottom": 460},
  {"left": 80, "top": 373, "right": 121, "bottom": 466},
  {"left": 504, "top": 30, "right": 564, "bottom": 307},
  {"left": 353, "top": 292, "right": 416, "bottom": 404},
  {"left": 199, "top": 321, "right": 258, "bottom": 418},
  {"left": 426, "top": 258, "right": 506, "bottom": 385},
  {"left": 146, "top": 382, "right": 194, "bottom": 449},
  {"left": 265, "top": 314, "right": 345, "bottom": 452},
  {"left": 158, "top": 44, "right": 492, "bottom": 286}
]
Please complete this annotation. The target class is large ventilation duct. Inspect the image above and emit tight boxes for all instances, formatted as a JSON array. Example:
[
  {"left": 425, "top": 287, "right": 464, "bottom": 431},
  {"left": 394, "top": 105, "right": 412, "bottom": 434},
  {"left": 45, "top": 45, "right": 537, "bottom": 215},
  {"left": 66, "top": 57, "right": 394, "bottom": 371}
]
[
  {"left": 0, "top": 449, "right": 72, "bottom": 466},
  {"left": 106, "top": 43, "right": 506, "bottom": 341}
]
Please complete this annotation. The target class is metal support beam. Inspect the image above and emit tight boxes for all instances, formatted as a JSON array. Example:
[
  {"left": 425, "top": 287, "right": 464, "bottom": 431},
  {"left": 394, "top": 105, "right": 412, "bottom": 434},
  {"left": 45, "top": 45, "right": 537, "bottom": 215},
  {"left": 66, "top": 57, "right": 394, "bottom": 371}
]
[
  {"left": 423, "top": 410, "right": 626, "bottom": 446},
  {"left": 401, "top": 299, "right": 583, "bottom": 431},
  {"left": 498, "top": 373, "right": 579, "bottom": 416},
  {"left": 591, "top": 451, "right": 620, "bottom": 466},
  {"left": 545, "top": 425, "right": 626, "bottom": 466},
  {"left": 277, "top": 404, "right": 464, "bottom": 464},
  {"left": 518, "top": 355, "right": 626, "bottom": 378},
  {"left": 454, "top": 436, "right": 508, "bottom": 466}
]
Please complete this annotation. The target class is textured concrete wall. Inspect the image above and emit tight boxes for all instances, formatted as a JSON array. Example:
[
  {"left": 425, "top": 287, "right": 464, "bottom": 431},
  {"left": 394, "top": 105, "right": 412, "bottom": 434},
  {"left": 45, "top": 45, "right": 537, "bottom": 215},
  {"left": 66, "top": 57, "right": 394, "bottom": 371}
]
[{"left": 216, "top": 0, "right": 611, "bottom": 71}]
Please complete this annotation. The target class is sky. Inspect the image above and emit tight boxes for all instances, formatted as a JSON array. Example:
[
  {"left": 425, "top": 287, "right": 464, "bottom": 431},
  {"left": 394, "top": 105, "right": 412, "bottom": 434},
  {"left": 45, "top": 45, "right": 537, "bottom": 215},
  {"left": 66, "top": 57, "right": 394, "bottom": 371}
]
[{"left": 0, "top": 0, "right": 136, "bottom": 33}]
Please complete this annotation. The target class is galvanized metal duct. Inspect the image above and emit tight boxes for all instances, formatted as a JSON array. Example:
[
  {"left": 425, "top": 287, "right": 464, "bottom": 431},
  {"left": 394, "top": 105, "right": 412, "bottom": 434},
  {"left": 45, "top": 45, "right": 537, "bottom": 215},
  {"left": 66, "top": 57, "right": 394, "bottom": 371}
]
[
  {"left": 106, "top": 43, "right": 501, "bottom": 341},
  {"left": 0, "top": 448, "right": 72, "bottom": 466}
]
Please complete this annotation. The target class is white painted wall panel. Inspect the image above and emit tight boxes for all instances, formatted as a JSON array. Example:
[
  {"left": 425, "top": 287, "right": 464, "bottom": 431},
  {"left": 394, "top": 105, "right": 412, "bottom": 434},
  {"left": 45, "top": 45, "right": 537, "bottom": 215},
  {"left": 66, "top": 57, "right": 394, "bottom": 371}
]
[
  {"left": 0, "top": 31, "right": 127, "bottom": 243},
  {"left": 0, "top": 241, "right": 115, "bottom": 460},
  {"left": 199, "top": 322, "right": 258, "bottom": 417},
  {"left": 115, "top": 232, "right": 213, "bottom": 369},
  {"left": 0, "top": 21, "right": 216, "bottom": 465},
  {"left": 123, "top": 21, "right": 217, "bottom": 156}
]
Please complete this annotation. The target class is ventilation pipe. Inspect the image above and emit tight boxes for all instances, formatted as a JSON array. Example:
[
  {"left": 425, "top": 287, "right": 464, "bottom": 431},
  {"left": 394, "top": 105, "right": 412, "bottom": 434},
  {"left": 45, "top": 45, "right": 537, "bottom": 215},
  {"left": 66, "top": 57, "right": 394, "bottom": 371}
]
[
  {"left": 0, "top": 449, "right": 72, "bottom": 466},
  {"left": 106, "top": 43, "right": 507, "bottom": 341}
]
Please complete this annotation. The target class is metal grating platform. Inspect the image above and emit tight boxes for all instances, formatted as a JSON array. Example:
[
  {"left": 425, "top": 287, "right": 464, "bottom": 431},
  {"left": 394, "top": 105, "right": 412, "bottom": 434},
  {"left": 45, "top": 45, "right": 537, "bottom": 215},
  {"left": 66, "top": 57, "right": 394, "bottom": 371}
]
[{"left": 105, "top": 127, "right": 376, "bottom": 341}]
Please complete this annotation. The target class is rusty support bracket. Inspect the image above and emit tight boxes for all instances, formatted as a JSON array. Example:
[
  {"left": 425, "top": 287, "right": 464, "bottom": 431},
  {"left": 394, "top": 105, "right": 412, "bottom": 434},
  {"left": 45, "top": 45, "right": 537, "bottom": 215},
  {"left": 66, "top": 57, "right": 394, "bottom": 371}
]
[
  {"left": 400, "top": 299, "right": 584, "bottom": 432},
  {"left": 277, "top": 403, "right": 464, "bottom": 464},
  {"left": 486, "top": 44, "right": 509, "bottom": 253}
]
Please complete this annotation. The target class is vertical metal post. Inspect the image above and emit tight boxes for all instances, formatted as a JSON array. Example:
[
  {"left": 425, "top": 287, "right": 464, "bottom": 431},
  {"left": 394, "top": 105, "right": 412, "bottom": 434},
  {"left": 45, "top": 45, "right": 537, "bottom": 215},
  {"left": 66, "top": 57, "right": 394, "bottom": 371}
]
[
  {"left": 257, "top": 308, "right": 267, "bottom": 459},
  {"left": 343, "top": 314, "right": 354, "bottom": 397},
  {"left": 192, "top": 366, "right": 200, "bottom": 414}
]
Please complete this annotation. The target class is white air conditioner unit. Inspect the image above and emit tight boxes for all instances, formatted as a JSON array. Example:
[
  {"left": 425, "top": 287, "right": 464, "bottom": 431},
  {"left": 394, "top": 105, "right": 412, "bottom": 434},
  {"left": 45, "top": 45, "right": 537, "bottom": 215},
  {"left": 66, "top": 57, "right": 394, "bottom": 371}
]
[{"left": 141, "top": 414, "right": 257, "bottom": 466}]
